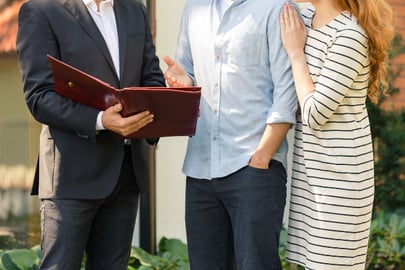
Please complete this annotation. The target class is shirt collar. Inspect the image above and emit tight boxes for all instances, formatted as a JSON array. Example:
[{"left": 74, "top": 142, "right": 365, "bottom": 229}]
[
  {"left": 218, "top": 0, "right": 244, "bottom": 7},
  {"left": 82, "top": 0, "right": 114, "bottom": 8},
  {"left": 232, "top": 0, "right": 246, "bottom": 5}
]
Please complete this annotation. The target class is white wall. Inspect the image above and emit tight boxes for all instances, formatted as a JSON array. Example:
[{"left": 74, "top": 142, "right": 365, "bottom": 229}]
[{"left": 154, "top": 0, "right": 189, "bottom": 244}]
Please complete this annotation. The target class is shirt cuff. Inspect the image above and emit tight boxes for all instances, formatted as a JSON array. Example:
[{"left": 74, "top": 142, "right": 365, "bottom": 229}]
[{"left": 96, "top": 111, "right": 105, "bottom": 130}]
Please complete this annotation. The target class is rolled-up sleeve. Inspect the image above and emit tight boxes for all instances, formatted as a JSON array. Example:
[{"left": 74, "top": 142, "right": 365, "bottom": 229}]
[{"left": 266, "top": 6, "right": 297, "bottom": 125}]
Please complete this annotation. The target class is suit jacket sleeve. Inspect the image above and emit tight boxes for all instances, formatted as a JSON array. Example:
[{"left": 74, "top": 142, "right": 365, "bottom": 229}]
[{"left": 16, "top": 1, "right": 100, "bottom": 142}]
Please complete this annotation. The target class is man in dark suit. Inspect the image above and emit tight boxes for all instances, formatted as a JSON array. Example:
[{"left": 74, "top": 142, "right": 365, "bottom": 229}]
[{"left": 16, "top": 0, "right": 165, "bottom": 269}]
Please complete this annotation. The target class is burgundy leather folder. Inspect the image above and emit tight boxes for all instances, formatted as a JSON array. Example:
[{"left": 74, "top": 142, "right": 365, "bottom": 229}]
[{"left": 47, "top": 55, "right": 201, "bottom": 138}]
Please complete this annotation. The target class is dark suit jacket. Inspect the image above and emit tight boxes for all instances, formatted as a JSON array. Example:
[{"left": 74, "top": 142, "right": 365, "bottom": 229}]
[{"left": 16, "top": 0, "right": 165, "bottom": 199}]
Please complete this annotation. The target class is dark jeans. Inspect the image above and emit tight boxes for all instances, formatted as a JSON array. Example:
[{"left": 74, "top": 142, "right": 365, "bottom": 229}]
[
  {"left": 185, "top": 160, "right": 287, "bottom": 270},
  {"left": 39, "top": 147, "right": 139, "bottom": 270}
]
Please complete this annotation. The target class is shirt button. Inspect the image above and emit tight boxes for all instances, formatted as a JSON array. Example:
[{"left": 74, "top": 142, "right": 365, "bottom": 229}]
[{"left": 212, "top": 136, "right": 217, "bottom": 141}]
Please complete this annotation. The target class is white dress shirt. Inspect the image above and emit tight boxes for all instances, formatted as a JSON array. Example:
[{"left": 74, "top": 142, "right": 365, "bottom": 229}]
[
  {"left": 83, "top": 0, "right": 119, "bottom": 130},
  {"left": 84, "top": 0, "right": 120, "bottom": 77},
  {"left": 218, "top": 0, "right": 233, "bottom": 18}
]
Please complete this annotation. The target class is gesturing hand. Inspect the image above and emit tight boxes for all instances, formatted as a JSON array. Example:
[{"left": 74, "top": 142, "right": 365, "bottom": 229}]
[
  {"left": 163, "top": 56, "right": 193, "bottom": 87},
  {"left": 102, "top": 103, "right": 154, "bottom": 137}
]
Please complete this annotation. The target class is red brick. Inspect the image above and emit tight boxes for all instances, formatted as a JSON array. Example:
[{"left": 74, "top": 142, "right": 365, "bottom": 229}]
[{"left": 386, "top": 0, "right": 405, "bottom": 110}]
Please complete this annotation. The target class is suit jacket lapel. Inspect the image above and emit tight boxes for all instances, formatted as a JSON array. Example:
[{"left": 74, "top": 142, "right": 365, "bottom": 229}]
[
  {"left": 62, "top": 0, "right": 116, "bottom": 75},
  {"left": 114, "top": 0, "right": 128, "bottom": 81}
]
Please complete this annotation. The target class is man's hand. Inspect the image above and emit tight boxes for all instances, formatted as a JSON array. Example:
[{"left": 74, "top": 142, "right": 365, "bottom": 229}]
[
  {"left": 249, "top": 154, "right": 271, "bottom": 170},
  {"left": 102, "top": 103, "right": 154, "bottom": 137},
  {"left": 163, "top": 56, "right": 193, "bottom": 87}
]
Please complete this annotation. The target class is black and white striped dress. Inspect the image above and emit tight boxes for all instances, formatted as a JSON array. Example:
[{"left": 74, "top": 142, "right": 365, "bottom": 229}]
[{"left": 286, "top": 8, "right": 374, "bottom": 270}]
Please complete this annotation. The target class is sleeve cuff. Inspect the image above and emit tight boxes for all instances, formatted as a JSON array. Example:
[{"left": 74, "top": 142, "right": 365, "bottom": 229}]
[{"left": 96, "top": 111, "right": 105, "bottom": 130}]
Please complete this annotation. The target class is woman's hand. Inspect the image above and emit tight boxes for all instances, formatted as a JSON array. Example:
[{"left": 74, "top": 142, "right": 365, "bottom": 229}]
[{"left": 280, "top": 2, "right": 307, "bottom": 59}]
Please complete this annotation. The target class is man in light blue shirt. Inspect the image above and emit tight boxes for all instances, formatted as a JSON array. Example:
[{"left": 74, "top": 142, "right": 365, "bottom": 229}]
[{"left": 164, "top": 0, "right": 297, "bottom": 269}]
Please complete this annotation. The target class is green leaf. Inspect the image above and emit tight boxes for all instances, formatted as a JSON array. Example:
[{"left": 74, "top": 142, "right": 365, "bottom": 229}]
[
  {"left": 279, "top": 227, "right": 288, "bottom": 248},
  {"left": 138, "top": 266, "right": 154, "bottom": 270},
  {"left": 370, "top": 218, "right": 380, "bottom": 235},
  {"left": 397, "top": 216, "right": 405, "bottom": 237},
  {"left": 2, "top": 254, "right": 21, "bottom": 270},
  {"left": 30, "top": 246, "right": 41, "bottom": 261},
  {"left": 400, "top": 245, "right": 405, "bottom": 256},
  {"left": 130, "top": 247, "right": 154, "bottom": 266},
  {"left": 389, "top": 214, "right": 399, "bottom": 231},
  {"left": 174, "top": 260, "right": 190, "bottom": 270},
  {"left": 1, "top": 249, "right": 40, "bottom": 270},
  {"left": 377, "top": 211, "right": 387, "bottom": 229},
  {"left": 158, "top": 238, "right": 188, "bottom": 261},
  {"left": 392, "top": 239, "right": 400, "bottom": 253},
  {"left": 0, "top": 251, "right": 5, "bottom": 270}
]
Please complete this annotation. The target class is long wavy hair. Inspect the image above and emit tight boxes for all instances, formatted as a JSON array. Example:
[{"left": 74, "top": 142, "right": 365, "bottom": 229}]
[{"left": 335, "top": 0, "right": 395, "bottom": 104}]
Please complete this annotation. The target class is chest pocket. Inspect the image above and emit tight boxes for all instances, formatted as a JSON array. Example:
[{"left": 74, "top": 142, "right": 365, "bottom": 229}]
[{"left": 229, "top": 32, "right": 265, "bottom": 67}]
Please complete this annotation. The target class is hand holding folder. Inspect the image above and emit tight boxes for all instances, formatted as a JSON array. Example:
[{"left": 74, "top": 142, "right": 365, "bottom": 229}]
[{"left": 47, "top": 55, "right": 201, "bottom": 138}]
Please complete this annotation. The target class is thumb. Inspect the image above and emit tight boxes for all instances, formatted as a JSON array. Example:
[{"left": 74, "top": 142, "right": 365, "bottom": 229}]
[
  {"left": 113, "top": 103, "right": 123, "bottom": 112},
  {"left": 163, "top": 55, "right": 175, "bottom": 67}
]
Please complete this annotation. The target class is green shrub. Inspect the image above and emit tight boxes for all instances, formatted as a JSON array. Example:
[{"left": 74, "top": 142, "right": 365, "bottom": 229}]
[
  {"left": 128, "top": 237, "right": 189, "bottom": 270},
  {"left": 367, "top": 33, "right": 405, "bottom": 212},
  {"left": 0, "top": 238, "right": 189, "bottom": 270},
  {"left": 366, "top": 209, "right": 405, "bottom": 270},
  {"left": 1, "top": 211, "right": 404, "bottom": 270}
]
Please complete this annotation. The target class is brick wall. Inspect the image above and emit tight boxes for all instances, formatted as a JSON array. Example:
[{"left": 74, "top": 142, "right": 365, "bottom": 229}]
[{"left": 384, "top": 0, "right": 405, "bottom": 110}]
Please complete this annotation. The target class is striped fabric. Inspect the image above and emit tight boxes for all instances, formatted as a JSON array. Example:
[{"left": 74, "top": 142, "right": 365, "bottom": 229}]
[{"left": 285, "top": 8, "right": 374, "bottom": 270}]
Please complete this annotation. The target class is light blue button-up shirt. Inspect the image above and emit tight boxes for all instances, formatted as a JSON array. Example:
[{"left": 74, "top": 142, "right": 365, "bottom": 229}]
[{"left": 177, "top": 0, "right": 297, "bottom": 179}]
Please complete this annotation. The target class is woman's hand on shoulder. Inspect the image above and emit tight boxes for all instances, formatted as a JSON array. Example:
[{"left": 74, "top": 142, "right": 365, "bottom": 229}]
[{"left": 280, "top": 2, "right": 307, "bottom": 59}]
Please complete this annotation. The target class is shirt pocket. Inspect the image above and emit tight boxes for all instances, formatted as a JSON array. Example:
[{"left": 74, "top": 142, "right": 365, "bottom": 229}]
[{"left": 229, "top": 32, "right": 265, "bottom": 67}]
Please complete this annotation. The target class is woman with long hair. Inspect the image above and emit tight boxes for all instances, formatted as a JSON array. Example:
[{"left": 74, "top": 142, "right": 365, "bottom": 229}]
[{"left": 280, "top": 0, "right": 394, "bottom": 269}]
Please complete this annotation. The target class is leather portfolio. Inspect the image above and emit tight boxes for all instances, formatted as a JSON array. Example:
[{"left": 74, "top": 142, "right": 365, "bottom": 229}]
[{"left": 47, "top": 55, "right": 201, "bottom": 138}]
